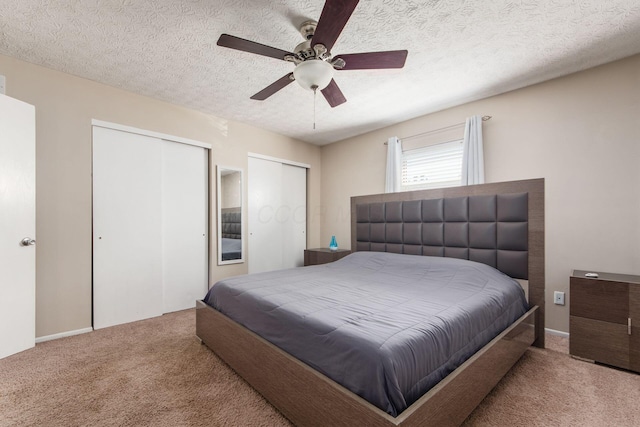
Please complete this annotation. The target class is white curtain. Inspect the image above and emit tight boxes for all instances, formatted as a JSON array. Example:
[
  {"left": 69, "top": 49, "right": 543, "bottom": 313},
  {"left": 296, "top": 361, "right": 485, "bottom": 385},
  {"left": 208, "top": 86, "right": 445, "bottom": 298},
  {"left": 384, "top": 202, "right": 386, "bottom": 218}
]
[
  {"left": 461, "top": 115, "right": 485, "bottom": 185},
  {"left": 385, "top": 136, "right": 401, "bottom": 193}
]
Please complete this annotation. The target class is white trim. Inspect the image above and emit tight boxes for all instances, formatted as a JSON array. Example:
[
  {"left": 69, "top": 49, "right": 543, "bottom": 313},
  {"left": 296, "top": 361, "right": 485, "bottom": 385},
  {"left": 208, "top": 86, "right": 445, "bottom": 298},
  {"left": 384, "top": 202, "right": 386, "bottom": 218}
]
[
  {"left": 217, "top": 165, "right": 244, "bottom": 266},
  {"left": 91, "top": 119, "right": 212, "bottom": 150},
  {"left": 248, "top": 152, "right": 310, "bottom": 169},
  {"left": 545, "top": 328, "right": 569, "bottom": 339},
  {"left": 36, "top": 327, "right": 93, "bottom": 343}
]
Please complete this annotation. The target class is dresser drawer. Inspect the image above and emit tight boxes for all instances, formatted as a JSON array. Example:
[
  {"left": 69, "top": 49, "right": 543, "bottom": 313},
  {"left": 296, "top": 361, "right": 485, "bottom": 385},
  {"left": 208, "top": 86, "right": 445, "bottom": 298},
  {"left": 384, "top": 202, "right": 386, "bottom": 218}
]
[
  {"left": 570, "top": 277, "right": 628, "bottom": 324},
  {"left": 570, "top": 316, "right": 630, "bottom": 369}
]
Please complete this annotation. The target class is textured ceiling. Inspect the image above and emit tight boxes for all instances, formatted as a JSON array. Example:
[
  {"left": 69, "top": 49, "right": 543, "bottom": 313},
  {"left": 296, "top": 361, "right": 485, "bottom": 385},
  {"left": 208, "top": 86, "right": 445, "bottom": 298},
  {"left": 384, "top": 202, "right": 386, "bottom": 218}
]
[{"left": 0, "top": 1, "right": 639, "bottom": 145}]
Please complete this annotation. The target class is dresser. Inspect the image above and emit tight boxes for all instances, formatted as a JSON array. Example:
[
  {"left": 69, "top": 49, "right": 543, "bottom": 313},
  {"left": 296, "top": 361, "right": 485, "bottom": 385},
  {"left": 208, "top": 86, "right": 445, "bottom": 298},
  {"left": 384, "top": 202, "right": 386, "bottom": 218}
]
[
  {"left": 303, "top": 248, "right": 351, "bottom": 266},
  {"left": 570, "top": 269, "right": 640, "bottom": 372}
]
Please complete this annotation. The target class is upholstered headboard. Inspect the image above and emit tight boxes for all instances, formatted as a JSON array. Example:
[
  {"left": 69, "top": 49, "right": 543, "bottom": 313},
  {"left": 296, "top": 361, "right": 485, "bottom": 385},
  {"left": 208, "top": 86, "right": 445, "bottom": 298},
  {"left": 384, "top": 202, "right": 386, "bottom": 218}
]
[
  {"left": 350, "top": 178, "right": 545, "bottom": 347},
  {"left": 354, "top": 192, "right": 529, "bottom": 279},
  {"left": 221, "top": 207, "right": 241, "bottom": 239}
]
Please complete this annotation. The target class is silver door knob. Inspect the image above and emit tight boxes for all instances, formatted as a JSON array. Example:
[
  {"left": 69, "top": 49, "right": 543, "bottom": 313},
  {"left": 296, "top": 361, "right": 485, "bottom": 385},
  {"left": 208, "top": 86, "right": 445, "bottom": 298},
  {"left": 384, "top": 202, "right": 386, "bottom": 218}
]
[{"left": 20, "top": 237, "right": 36, "bottom": 246}]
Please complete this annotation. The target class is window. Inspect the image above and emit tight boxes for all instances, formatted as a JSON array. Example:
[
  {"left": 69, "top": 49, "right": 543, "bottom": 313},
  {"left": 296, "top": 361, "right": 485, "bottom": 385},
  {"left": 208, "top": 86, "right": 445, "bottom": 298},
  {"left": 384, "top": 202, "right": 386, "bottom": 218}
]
[{"left": 400, "top": 139, "right": 463, "bottom": 191}]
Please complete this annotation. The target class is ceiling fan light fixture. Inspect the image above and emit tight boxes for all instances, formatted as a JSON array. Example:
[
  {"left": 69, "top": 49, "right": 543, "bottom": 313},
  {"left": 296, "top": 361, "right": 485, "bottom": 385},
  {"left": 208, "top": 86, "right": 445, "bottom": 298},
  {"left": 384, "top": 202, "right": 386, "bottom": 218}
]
[{"left": 293, "top": 59, "right": 334, "bottom": 91}]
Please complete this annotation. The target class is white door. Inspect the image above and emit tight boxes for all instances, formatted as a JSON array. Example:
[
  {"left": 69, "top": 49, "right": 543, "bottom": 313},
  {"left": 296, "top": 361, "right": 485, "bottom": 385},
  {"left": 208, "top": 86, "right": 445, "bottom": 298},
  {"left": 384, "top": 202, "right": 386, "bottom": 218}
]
[
  {"left": 248, "top": 157, "right": 283, "bottom": 274},
  {"left": 92, "top": 127, "right": 164, "bottom": 329},
  {"left": 248, "top": 156, "right": 307, "bottom": 274},
  {"left": 281, "top": 164, "right": 306, "bottom": 268},
  {"left": 0, "top": 94, "right": 36, "bottom": 359},
  {"left": 161, "top": 140, "right": 208, "bottom": 313}
]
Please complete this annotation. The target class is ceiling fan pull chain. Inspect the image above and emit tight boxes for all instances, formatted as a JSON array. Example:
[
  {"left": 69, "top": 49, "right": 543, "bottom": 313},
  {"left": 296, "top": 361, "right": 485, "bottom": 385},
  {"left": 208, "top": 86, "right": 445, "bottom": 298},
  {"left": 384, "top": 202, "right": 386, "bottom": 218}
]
[{"left": 312, "top": 85, "right": 318, "bottom": 130}]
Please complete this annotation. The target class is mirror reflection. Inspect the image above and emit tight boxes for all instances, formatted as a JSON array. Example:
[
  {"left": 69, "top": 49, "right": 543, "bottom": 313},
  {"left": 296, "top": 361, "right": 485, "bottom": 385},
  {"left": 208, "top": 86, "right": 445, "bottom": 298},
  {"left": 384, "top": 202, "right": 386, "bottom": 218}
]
[{"left": 217, "top": 166, "right": 243, "bottom": 265}]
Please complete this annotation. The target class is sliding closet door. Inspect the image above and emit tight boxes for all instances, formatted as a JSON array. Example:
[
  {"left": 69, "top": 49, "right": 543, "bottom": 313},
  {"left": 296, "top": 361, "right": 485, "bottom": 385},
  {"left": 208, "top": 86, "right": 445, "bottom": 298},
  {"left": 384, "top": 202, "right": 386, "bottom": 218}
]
[
  {"left": 248, "top": 157, "right": 283, "bottom": 274},
  {"left": 248, "top": 156, "right": 307, "bottom": 274},
  {"left": 93, "top": 127, "right": 163, "bottom": 329},
  {"left": 281, "top": 164, "right": 306, "bottom": 268},
  {"left": 93, "top": 126, "right": 208, "bottom": 329},
  {"left": 161, "top": 140, "right": 208, "bottom": 313}
]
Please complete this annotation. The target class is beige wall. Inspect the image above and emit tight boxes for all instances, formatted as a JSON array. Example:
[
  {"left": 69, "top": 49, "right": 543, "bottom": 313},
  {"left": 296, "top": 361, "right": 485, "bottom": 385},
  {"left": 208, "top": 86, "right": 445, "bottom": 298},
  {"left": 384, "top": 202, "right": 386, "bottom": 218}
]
[
  {"left": 3, "top": 50, "right": 638, "bottom": 338},
  {"left": 0, "top": 54, "right": 321, "bottom": 338},
  {"left": 321, "top": 54, "right": 640, "bottom": 333},
  {"left": 221, "top": 170, "right": 242, "bottom": 209}
]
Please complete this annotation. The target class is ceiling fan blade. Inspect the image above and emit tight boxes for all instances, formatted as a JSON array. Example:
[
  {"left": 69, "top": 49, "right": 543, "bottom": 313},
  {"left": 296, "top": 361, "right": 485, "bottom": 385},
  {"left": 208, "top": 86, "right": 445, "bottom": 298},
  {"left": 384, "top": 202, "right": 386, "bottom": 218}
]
[
  {"left": 250, "top": 73, "right": 295, "bottom": 100},
  {"left": 334, "top": 50, "right": 408, "bottom": 70},
  {"left": 217, "top": 34, "right": 294, "bottom": 60},
  {"left": 321, "top": 79, "right": 347, "bottom": 108},
  {"left": 312, "top": 0, "right": 359, "bottom": 52}
]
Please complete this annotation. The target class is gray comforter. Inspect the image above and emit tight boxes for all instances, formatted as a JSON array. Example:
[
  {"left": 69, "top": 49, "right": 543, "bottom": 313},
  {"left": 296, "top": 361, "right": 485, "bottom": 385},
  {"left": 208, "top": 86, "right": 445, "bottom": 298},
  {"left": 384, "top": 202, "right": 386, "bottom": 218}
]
[{"left": 204, "top": 251, "right": 528, "bottom": 416}]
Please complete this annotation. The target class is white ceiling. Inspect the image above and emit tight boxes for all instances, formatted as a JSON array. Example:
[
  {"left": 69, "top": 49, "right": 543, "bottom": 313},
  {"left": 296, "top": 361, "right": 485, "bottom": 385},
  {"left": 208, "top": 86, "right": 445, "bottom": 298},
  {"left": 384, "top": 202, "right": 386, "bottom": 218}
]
[{"left": 1, "top": 1, "right": 639, "bottom": 145}]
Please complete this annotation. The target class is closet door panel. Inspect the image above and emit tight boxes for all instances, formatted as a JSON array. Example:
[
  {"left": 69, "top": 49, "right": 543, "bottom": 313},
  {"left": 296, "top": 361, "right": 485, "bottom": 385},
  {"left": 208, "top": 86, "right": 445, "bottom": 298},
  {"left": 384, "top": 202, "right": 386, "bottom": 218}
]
[
  {"left": 92, "top": 127, "right": 163, "bottom": 329},
  {"left": 248, "top": 157, "right": 283, "bottom": 274},
  {"left": 281, "top": 164, "right": 306, "bottom": 269},
  {"left": 161, "top": 140, "right": 208, "bottom": 313},
  {"left": 248, "top": 157, "right": 307, "bottom": 273}
]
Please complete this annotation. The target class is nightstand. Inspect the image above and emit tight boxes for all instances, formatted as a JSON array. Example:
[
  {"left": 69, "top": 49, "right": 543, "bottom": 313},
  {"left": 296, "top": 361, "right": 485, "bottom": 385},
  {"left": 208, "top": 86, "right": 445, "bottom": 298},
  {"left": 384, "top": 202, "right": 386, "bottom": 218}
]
[
  {"left": 303, "top": 248, "right": 351, "bottom": 266},
  {"left": 570, "top": 269, "right": 640, "bottom": 372}
]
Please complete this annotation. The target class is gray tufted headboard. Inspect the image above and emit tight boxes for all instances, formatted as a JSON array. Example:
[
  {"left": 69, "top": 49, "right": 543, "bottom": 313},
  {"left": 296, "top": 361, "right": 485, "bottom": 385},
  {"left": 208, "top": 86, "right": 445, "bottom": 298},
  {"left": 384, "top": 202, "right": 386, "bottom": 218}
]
[
  {"left": 354, "top": 192, "right": 529, "bottom": 279},
  {"left": 350, "top": 178, "right": 545, "bottom": 347},
  {"left": 221, "top": 207, "right": 241, "bottom": 239}
]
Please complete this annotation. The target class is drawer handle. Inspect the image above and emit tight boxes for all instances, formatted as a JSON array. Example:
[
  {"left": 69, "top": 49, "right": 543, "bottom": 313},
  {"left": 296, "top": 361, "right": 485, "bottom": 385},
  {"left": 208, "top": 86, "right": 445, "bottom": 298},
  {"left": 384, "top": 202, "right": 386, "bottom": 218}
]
[{"left": 629, "top": 318, "right": 632, "bottom": 335}]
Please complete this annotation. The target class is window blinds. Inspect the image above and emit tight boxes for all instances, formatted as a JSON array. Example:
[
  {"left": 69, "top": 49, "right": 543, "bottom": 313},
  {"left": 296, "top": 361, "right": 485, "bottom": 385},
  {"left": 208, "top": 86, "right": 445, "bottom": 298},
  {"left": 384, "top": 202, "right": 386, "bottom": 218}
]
[{"left": 400, "top": 139, "right": 463, "bottom": 191}]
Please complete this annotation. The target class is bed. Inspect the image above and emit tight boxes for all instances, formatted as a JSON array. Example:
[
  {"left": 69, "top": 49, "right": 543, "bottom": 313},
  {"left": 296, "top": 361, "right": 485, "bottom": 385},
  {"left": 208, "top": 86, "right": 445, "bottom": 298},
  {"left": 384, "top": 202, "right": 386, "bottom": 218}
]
[{"left": 196, "top": 178, "right": 545, "bottom": 426}]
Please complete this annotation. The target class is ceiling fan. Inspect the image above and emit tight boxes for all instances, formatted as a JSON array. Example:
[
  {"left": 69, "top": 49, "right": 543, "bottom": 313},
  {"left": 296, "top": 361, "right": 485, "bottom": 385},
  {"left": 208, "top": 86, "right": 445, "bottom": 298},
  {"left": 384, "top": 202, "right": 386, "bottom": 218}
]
[{"left": 217, "top": 0, "right": 408, "bottom": 108}]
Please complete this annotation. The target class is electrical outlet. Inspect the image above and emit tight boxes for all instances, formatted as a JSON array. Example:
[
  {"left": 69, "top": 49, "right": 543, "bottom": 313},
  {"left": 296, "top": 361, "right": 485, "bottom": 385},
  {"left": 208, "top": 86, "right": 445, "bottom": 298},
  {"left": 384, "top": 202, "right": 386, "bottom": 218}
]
[
  {"left": 554, "top": 291, "right": 565, "bottom": 306},
  {"left": 0, "top": 75, "right": 5, "bottom": 95}
]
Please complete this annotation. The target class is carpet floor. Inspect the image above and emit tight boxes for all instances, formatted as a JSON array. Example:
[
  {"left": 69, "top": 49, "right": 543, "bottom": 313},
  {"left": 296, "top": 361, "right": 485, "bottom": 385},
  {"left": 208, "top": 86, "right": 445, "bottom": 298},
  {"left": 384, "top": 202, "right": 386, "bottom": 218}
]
[{"left": 1, "top": 309, "right": 639, "bottom": 426}]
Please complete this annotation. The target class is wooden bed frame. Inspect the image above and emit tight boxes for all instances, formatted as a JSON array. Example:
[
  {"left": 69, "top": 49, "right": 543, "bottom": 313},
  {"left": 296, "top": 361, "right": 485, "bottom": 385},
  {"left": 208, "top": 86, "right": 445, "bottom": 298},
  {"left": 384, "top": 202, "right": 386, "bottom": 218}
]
[{"left": 196, "top": 178, "right": 545, "bottom": 426}]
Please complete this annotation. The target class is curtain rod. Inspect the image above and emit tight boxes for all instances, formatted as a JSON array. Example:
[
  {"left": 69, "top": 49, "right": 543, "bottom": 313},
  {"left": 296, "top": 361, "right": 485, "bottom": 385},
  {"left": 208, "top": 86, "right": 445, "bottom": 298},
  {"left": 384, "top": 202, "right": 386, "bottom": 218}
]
[{"left": 384, "top": 115, "right": 492, "bottom": 145}]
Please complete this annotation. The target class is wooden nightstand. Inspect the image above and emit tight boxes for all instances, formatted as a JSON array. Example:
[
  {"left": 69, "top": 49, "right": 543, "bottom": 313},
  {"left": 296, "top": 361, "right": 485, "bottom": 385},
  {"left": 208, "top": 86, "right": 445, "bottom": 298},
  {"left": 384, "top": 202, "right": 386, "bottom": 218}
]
[
  {"left": 303, "top": 248, "right": 351, "bottom": 266},
  {"left": 570, "top": 269, "right": 640, "bottom": 372}
]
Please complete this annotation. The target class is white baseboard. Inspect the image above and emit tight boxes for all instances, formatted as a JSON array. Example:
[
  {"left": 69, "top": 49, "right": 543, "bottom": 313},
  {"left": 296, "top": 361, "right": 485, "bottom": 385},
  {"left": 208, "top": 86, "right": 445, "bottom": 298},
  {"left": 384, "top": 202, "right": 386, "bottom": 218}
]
[
  {"left": 545, "top": 327, "right": 569, "bottom": 339},
  {"left": 36, "top": 327, "right": 93, "bottom": 343},
  {"left": 34, "top": 326, "right": 568, "bottom": 342}
]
